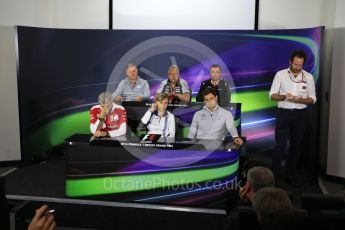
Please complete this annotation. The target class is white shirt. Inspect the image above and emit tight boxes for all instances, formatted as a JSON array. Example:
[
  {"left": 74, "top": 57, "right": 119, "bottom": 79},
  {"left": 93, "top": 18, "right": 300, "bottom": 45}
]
[
  {"left": 141, "top": 110, "right": 175, "bottom": 137},
  {"left": 269, "top": 68, "right": 316, "bottom": 109},
  {"left": 188, "top": 105, "right": 239, "bottom": 140}
]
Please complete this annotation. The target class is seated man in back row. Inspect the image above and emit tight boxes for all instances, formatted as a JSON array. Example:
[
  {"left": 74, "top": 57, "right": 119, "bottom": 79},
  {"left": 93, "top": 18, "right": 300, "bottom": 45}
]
[
  {"left": 188, "top": 88, "right": 243, "bottom": 145},
  {"left": 113, "top": 64, "right": 150, "bottom": 103},
  {"left": 196, "top": 64, "right": 231, "bottom": 107},
  {"left": 90, "top": 91, "right": 127, "bottom": 137},
  {"left": 156, "top": 65, "right": 190, "bottom": 104}
]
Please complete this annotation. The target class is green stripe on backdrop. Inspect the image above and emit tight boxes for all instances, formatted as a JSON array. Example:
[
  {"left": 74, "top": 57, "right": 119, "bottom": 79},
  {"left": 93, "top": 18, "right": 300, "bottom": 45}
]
[
  {"left": 66, "top": 161, "right": 238, "bottom": 197},
  {"left": 231, "top": 90, "right": 277, "bottom": 112},
  {"left": 26, "top": 111, "right": 90, "bottom": 155}
]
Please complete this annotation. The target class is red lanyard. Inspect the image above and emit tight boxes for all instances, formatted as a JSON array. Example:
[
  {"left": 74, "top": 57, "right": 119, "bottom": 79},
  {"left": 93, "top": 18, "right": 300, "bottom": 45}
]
[{"left": 288, "top": 70, "right": 306, "bottom": 83}]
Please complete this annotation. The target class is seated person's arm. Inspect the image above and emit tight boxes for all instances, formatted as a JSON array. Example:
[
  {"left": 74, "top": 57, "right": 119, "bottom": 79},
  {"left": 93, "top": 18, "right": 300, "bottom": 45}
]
[
  {"left": 141, "top": 103, "right": 157, "bottom": 124},
  {"left": 141, "top": 111, "right": 152, "bottom": 125},
  {"left": 113, "top": 81, "right": 125, "bottom": 102},
  {"left": 232, "top": 130, "right": 243, "bottom": 146},
  {"left": 168, "top": 115, "right": 176, "bottom": 137},
  {"left": 90, "top": 107, "right": 108, "bottom": 137},
  {"left": 188, "top": 115, "right": 198, "bottom": 139},
  {"left": 90, "top": 109, "right": 102, "bottom": 134},
  {"left": 90, "top": 120, "right": 100, "bottom": 135},
  {"left": 91, "top": 121, "right": 107, "bottom": 137},
  {"left": 142, "top": 81, "right": 151, "bottom": 101},
  {"left": 177, "top": 81, "right": 191, "bottom": 102},
  {"left": 226, "top": 113, "right": 243, "bottom": 146},
  {"left": 175, "top": 92, "right": 190, "bottom": 102},
  {"left": 134, "top": 95, "right": 143, "bottom": 102}
]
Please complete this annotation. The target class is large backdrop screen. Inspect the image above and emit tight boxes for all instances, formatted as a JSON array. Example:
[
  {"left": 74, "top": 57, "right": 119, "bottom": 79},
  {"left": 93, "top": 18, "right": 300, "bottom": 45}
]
[
  {"left": 112, "top": 0, "right": 256, "bottom": 29},
  {"left": 17, "top": 26, "right": 322, "bottom": 162}
]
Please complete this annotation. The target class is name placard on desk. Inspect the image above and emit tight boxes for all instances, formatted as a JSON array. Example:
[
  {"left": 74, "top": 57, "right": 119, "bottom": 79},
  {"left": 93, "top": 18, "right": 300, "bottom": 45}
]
[{"left": 120, "top": 142, "right": 174, "bottom": 148}]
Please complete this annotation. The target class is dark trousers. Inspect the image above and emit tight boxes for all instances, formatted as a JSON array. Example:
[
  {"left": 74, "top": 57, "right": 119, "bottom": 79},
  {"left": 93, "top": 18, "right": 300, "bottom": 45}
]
[{"left": 273, "top": 108, "right": 308, "bottom": 178}]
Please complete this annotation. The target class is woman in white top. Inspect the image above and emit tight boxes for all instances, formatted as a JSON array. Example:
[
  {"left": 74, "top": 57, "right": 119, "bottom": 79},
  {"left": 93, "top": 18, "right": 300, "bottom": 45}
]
[{"left": 141, "top": 93, "right": 175, "bottom": 137}]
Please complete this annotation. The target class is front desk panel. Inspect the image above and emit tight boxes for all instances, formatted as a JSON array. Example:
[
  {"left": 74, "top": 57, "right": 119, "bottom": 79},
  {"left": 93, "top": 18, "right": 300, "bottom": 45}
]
[{"left": 65, "top": 134, "right": 239, "bottom": 208}]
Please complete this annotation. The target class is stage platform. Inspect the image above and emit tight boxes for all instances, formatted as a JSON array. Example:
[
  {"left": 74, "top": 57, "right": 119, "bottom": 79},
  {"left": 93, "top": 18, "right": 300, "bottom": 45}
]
[
  {"left": 1, "top": 157, "right": 324, "bottom": 229},
  {"left": 3, "top": 160, "right": 230, "bottom": 229},
  {"left": 4, "top": 158, "right": 322, "bottom": 202}
]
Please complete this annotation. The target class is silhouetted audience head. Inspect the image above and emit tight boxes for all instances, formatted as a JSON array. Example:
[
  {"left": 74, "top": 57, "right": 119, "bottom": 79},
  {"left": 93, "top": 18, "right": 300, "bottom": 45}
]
[
  {"left": 240, "top": 166, "right": 275, "bottom": 202},
  {"left": 253, "top": 187, "right": 294, "bottom": 230},
  {"left": 247, "top": 166, "right": 275, "bottom": 193}
]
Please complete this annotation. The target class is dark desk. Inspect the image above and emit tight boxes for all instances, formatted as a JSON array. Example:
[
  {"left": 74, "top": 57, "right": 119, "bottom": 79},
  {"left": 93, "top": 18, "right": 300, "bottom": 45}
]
[{"left": 65, "top": 134, "right": 239, "bottom": 207}]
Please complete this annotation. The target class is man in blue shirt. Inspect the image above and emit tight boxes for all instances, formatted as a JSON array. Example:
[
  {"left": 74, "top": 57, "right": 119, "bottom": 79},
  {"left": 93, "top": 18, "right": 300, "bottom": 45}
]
[{"left": 113, "top": 64, "right": 150, "bottom": 103}]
